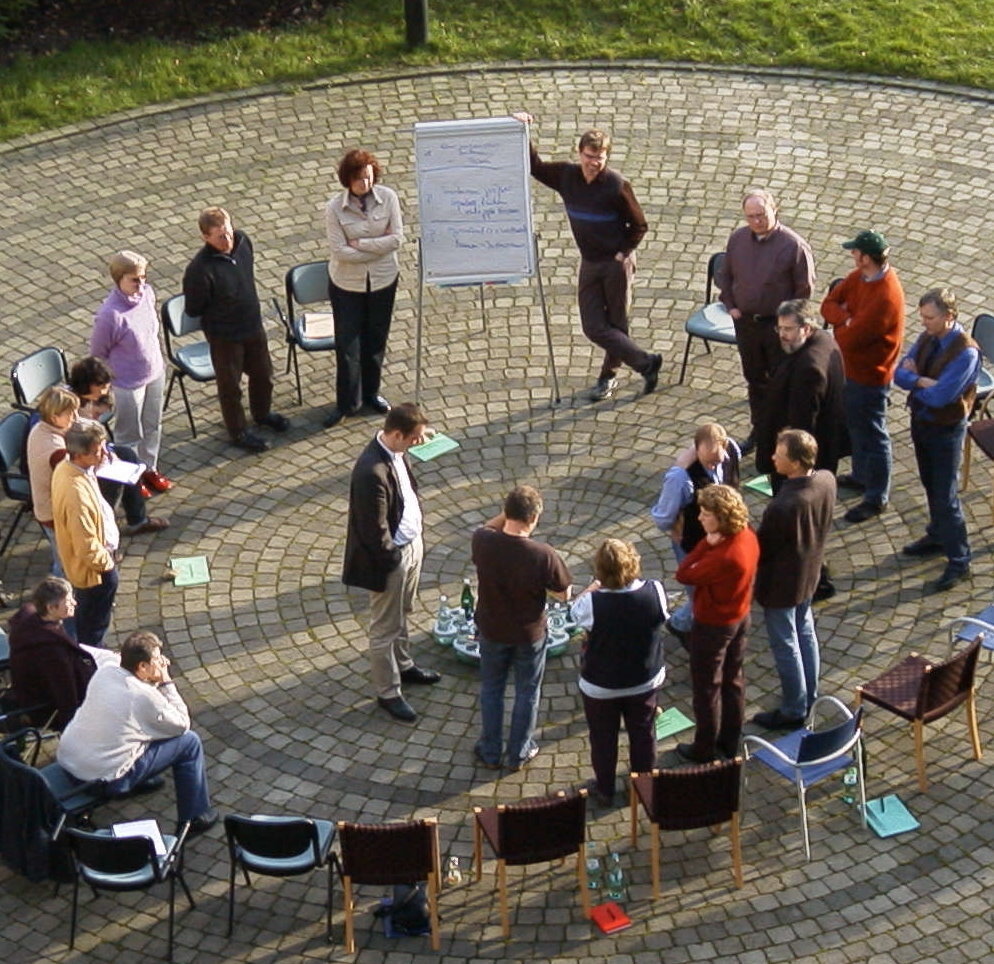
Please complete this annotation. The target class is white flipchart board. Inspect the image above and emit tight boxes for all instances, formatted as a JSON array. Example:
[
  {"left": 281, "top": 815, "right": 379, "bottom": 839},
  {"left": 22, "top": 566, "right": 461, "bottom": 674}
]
[{"left": 414, "top": 117, "right": 535, "bottom": 285}]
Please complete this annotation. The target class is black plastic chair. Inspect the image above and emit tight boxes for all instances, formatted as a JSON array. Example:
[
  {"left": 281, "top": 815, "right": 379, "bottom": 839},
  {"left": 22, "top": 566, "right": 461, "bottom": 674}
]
[
  {"left": 10, "top": 346, "right": 69, "bottom": 410},
  {"left": 68, "top": 826, "right": 194, "bottom": 961},
  {"left": 161, "top": 293, "right": 215, "bottom": 437},
  {"left": 224, "top": 813, "right": 338, "bottom": 940},
  {"left": 0, "top": 728, "right": 107, "bottom": 882},
  {"left": 678, "top": 252, "right": 736, "bottom": 384},
  {"left": 0, "top": 409, "right": 35, "bottom": 558},
  {"left": 273, "top": 261, "right": 336, "bottom": 405}
]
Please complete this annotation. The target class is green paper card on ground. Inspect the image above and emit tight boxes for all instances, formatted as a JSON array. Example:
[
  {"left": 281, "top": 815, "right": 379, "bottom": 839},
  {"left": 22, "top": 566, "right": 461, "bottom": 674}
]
[
  {"left": 170, "top": 555, "right": 211, "bottom": 586},
  {"left": 409, "top": 432, "right": 459, "bottom": 461},
  {"left": 865, "top": 795, "right": 919, "bottom": 838},
  {"left": 742, "top": 475, "right": 773, "bottom": 497},
  {"left": 655, "top": 706, "right": 694, "bottom": 740}
]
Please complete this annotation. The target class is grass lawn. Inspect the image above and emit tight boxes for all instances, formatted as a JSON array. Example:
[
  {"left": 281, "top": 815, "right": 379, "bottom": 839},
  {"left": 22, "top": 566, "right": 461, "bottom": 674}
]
[{"left": 2, "top": 0, "right": 993, "bottom": 142}]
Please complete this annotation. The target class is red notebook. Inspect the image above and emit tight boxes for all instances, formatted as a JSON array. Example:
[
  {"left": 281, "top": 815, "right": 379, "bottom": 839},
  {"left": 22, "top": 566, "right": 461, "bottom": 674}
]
[{"left": 590, "top": 901, "right": 632, "bottom": 934}]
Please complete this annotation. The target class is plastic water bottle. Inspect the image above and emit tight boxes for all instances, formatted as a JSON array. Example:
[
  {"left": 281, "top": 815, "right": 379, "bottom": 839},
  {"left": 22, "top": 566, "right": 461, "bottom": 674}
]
[
  {"left": 841, "top": 766, "right": 858, "bottom": 805},
  {"left": 444, "top": 856, "right": 462, "bottom": 886},
  {"left": 605, "top": 850, "right": 625, "bottom": 901}
]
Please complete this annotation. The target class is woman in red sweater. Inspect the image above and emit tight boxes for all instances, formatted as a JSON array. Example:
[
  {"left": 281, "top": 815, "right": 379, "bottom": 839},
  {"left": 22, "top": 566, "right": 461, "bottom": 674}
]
[{"left": 675, "top": 484, "right": 759, "bottom": 763}]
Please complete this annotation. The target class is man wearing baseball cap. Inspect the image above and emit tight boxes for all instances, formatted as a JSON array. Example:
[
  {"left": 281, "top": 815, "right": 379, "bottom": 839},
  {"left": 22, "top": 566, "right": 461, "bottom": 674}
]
[{"left": 820, "top": 230, "right": 906, "bottom": 523}]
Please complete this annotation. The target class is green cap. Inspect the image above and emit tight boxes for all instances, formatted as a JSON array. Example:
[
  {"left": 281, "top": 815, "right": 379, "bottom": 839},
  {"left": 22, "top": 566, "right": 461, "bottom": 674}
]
[{"left": 841, "top": 230, "right": 889, "bottom": 257}]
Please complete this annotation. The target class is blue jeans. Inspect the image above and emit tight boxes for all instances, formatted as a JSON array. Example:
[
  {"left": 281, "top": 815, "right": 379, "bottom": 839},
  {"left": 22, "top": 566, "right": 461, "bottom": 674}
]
[
  {"left": 105, "top": 730, "right": 211, "bottom": 824},
  {"left": 911, "top": 417, "right": 970, "bottom": 569},
  {"left": 764, "top": 602, "right": 819, "bottom": 720},
  {"left": 477, "top": 636, "right": 547, "bottom": 767},
  {"left": 74, "top": 567, "right": 119, "bottom": 647},
  {"left": 843, "top": 379, "right": 891, "bottom": 507},
  {"left": 669, "top": 539, "right": 694, "bottom": 631}
]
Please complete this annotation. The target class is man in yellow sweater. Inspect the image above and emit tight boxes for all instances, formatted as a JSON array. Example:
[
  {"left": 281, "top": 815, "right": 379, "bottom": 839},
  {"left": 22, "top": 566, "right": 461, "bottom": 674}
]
[{"left": 51, "top": 419, "right": 119, "bottom": 646}]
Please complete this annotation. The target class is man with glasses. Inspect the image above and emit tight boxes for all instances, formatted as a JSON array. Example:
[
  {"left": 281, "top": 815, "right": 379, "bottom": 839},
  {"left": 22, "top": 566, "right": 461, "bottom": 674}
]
[
  {"left": 755, "top": 299, "right": 846, "bottom": 490},
  {"left": 715, "top": 189, "right": 816, "bottom": 454},
  {"left": 514, "top": 111, "right": 661, "bottom": 401}
]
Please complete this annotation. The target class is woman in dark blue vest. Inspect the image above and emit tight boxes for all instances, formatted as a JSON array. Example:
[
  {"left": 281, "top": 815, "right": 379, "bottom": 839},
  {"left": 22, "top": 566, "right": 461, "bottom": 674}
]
[{"left": 571, "top": 539, "right": 667, "bottom": 807}]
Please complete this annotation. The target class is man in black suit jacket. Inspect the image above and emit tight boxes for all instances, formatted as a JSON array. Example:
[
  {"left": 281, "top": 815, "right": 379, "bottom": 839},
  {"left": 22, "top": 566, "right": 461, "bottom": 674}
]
[
  {"left": 756, "top": 298, "right": 847, "bottom": 488},
  {"left": 343, "top": 402, "right": 440, "bottom": 723}
]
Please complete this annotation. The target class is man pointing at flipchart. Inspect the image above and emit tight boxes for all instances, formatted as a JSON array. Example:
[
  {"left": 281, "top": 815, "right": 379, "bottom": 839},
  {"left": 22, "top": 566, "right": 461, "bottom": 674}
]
[{"left": 513, "top": 111, "right": 662, "bottom": 402}]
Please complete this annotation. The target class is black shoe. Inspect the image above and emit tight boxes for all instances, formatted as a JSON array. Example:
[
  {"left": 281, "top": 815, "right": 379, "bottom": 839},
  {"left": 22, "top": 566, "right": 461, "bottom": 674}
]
[
  {"left": 185, "top": 808, "right": 219, "bottom": 836},
  {"left": 364, "top": 395, "right": 391, "bottom": 414},
  {"left": 717, "top": 740, "right": 740, "bottom": 760},
  {"left": 812, "top": 579, "right": 837, "bottom": 603},
  {"left": 642, "top": 354, "right": 663, "bottom": 395},
  {"left": 232, "top": 430, "right": 269, "bottom": 452},
  {"left": 323, "top": 407, "right": 346, "bottom": 429},
  {"left": 932, "top": 565, "right": 971, "bottom": 593},
  {"left": 738, "top": 432, "right": 756, "bottom": 457},
  {"left": 256, "top": 412, "right": 289, "bottom": 432},
  {"left": 844, "top": 501, "right": 884, "bottom": 524},
  {"left": 752, "top": 708, "right": 805, "bottom": 730},
  {"left": 675, "top": 742, "right": 716, "bottom": 764},
  {"left": 400, "top": 665, "right": 441, "bottom": 685},
  {"left": 835, "top": 473, "right": 866, "bottom": 492},
  {"left": 473, "top": 744, "right": 502, "bottom": 770},
  {"left": 903, "top": 536, "right": 944, "bottom": 558},
  {"left": 582, "top": 779, "right": 615, "bottom": 808},
  {"left": 377, "top": 695, "right": 417, "bottom": 722},
  {"left": 588, "top": 377, "right": 618, "bottom": 401}
]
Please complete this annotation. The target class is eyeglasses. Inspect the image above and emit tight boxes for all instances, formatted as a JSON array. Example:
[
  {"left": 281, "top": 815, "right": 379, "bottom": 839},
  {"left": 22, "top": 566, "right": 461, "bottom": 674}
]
[{"left": 776, "top": 325, "right": 803, "bottom": 334}]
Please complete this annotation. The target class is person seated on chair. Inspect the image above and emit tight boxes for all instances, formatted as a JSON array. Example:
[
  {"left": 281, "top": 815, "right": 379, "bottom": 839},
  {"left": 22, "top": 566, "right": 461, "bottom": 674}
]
[
  {"left": 57, "top": 630, "right": 218, "bottom": 834},
  {"left": 25, "top": 385, "right": 79, "bottom": 580},
  {"left": 68, "top": 356, "right": 168, "bottom": 537},
  {"left": 6, "top": 577, "right": 117, "bottom": 730}
]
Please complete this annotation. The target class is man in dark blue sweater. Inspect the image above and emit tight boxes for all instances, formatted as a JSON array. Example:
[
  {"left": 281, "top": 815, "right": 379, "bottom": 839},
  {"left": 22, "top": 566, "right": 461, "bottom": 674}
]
[
  {"left": 183, "top": 206, "right": 288, "bottom": 452},
  {"left": 515, "top": 112, "right": 661, "bottom": 401}
]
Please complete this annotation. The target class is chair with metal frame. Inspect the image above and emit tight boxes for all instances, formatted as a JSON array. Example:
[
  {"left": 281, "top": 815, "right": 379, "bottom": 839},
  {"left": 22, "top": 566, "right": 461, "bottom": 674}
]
[
  {"left": 856, "top": 633, "right": 982, "bottom": 792},
  {"left": 0, "top": 409, "right": 35, "bottom": 559},
  {"left": 743, "top": 695, "right": 866, "bottom": 861},
  {"left": 629, "top": 758, "right": 743, "bottom": 898},
  {"left": 0, "top": 727, "right": 107, "bottom": 883},
  {"left": 67, "top": 825, "right": 194, "bottom": 961},
  {"left": 473, "top": 789, "right": 589, "bottom": 938},
  {"left": 10, "top": 347, "right": 69, "bottom": 411},
  {"left": 958, "top": 314, "right": 994, "bottom": 498},
  {"left": 678, "top": 251, "right": 736, "bottom": 384},
  {"left": 224, "top": 813, "right": 338, "bottom": 940},
  {"left": 337, "top": 817, "right": 440, "bottom": 952},
  {"left": 161, "top": 294, "right": 215, "bottom": 437},
  {"left": 273, "top": 261, "right": 337, "bottom": 406}
]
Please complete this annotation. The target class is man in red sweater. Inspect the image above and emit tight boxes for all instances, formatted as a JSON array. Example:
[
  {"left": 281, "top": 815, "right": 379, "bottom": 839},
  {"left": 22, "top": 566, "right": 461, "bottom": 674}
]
[{"left": 820, "top": 230, "right": 905, "bottom": 523}]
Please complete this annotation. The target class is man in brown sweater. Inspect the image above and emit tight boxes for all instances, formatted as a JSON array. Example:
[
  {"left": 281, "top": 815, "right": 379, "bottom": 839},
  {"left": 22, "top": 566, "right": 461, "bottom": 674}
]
[
  {"left": 820, "top": 229, "right": 905, "bottom": 523},
  {"left": 752, "top": 429, "right": 836, "bottom": 729}
]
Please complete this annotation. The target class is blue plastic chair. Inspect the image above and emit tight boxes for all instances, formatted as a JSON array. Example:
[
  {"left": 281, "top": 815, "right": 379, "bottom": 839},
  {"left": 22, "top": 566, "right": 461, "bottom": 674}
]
[
  {"left": 10, "top": 346, "right": 69, "bottom": 411},
  {"left": 273, "top": 261, "right": 337, "bottom": 405},
  {"left": 743, "top": 696, "right": 865, "bottom": 861},
  {"left": 678, "top": 251, "right": 737, "bottom": 384},
  {"left": 0, "top": 409, "right": 34, "bottom": 558},
  {"left": 224, "top": 813, "right": 338, "bottom": 940},
  {"left": 161, "top": 293, "right": 215, "bottom": 437}
]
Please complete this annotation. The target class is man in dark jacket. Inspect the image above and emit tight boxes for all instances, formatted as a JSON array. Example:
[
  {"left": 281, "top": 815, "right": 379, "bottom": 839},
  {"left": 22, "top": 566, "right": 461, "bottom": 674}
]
[
  {"left": 343, "top": 403, "right": 440, "bottom": 723},
  {"left": 756, "top": 298, "right": 846, "bottom": 487},
  {"left": 182, "top": 206, "right": 288, "bottom": 452},
  {"left": 753, "top": 430, "right": 836, "bottom": 729}
]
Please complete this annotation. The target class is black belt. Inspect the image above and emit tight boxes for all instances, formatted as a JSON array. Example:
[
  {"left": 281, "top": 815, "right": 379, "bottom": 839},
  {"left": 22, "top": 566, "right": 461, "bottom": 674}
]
[{"left": 751, "top": 314, "right": 776, "bottom": 323}]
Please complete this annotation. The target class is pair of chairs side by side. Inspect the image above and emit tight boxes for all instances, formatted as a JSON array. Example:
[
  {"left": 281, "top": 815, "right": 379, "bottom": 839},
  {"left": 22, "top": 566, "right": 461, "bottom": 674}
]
[
  {"left": 160, "top": 261, "right": 334, "bottom": 435},
  {"left": 0, "top": 346, "right": 70, "bottom": 559}
]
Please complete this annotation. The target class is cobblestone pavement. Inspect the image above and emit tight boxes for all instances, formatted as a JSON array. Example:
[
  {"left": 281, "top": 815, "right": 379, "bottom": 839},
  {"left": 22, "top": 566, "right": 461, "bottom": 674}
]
[{"left": 2, "top": 62, "right": 994, "bottom": 963}]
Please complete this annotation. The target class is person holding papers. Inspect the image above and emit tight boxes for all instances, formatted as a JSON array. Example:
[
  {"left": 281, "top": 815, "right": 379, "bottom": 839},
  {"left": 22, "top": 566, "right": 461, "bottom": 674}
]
[
  {"left": 58, "top": 631, "right": 217, "bottom": 835},
  {"left": 324, "top": 148, "right": 404, "bottom": 428}
]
